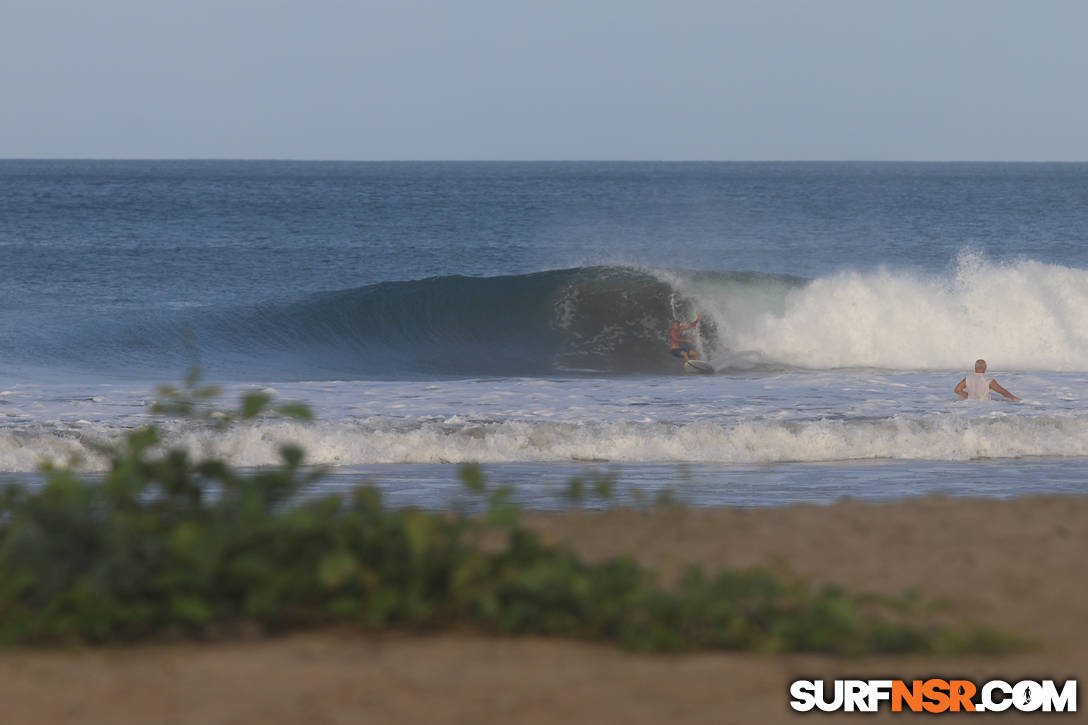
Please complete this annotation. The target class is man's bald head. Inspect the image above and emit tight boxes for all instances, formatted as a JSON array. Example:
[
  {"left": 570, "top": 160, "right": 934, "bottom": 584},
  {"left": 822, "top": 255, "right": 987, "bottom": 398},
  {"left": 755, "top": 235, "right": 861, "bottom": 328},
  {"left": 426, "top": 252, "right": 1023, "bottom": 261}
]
[{"left": 975, "top": 359, "right": 987, "bottom": 373}]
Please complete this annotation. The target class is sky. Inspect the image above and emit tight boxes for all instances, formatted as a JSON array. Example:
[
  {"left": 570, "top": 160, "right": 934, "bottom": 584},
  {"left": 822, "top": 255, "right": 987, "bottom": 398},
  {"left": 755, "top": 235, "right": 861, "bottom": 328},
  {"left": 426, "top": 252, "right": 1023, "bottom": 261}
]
[{"left": 3, "top": 0, "right": 1088, "bottom": 161}]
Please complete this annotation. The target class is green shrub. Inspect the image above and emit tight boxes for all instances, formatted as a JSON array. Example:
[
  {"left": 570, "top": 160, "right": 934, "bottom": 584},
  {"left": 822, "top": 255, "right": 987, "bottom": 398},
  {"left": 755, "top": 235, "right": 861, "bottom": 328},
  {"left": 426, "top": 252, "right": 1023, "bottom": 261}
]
[{"left": 0, "top": 377, "right": 1025, "bottom": 654}]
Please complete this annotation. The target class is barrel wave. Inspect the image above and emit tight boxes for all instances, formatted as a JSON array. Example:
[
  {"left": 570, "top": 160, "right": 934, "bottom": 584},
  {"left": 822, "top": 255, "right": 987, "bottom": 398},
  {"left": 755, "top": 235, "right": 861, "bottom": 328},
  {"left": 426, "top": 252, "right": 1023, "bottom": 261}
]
[{"left": 192, "top": 266, "right": 758, "bottom": 378}]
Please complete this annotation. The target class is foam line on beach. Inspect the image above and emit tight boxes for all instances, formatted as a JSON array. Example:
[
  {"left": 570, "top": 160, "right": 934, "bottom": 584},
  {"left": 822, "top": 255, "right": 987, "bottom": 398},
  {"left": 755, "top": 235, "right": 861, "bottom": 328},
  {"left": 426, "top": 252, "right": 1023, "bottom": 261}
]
[{"left": 5, "top": 413, "right": 1088, "bottom": 472}]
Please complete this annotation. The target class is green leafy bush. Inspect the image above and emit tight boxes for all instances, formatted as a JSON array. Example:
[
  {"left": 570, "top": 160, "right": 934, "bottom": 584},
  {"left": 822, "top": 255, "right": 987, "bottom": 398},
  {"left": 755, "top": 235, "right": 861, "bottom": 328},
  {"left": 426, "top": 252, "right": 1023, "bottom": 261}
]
[{"left": 0, "top": 379, "right": 1024, "bottom": 653}]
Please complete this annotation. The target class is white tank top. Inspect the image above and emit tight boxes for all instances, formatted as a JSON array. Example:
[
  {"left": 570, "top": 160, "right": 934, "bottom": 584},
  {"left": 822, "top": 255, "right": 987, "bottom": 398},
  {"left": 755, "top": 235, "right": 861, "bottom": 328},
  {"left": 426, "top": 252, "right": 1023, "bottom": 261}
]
[{"left": 965, "top": 372, "right": 992, "bottom": 400}]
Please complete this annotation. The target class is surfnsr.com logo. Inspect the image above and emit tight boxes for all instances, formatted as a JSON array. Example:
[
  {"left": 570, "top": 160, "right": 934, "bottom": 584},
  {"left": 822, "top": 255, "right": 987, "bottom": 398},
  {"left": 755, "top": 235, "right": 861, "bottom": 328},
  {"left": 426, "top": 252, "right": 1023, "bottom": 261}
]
[{"left": 789, "top": 679, "right": 1077, "bottom": 713}]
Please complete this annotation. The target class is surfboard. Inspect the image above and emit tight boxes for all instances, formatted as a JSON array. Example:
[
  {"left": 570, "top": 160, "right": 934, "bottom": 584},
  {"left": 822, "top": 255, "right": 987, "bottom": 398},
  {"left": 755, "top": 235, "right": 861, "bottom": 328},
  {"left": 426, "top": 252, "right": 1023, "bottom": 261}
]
[{"left": 684, "top": 359, "right": 714, "bottom": 374}]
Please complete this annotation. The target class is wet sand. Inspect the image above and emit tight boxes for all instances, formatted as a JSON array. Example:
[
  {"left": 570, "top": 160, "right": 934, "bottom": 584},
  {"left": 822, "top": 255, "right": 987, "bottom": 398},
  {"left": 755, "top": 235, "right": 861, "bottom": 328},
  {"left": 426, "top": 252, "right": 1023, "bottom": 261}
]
[{"left": 2, "top": 494, "right": 1085, "bottom": 724}]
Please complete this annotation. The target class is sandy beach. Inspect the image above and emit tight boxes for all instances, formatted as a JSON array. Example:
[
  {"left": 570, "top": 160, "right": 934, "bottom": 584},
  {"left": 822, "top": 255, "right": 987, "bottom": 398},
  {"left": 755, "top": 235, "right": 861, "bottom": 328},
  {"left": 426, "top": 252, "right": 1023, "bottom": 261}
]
[{"left": 2, "top": 494, "right": 1084, "bottom": 724}]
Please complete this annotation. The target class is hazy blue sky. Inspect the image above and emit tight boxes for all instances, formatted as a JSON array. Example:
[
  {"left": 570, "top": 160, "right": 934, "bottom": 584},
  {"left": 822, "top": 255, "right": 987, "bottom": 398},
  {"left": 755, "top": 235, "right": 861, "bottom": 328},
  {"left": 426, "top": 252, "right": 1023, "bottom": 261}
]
[{"left": 4, "top": 0, "right": 1087, "bottom": 160}]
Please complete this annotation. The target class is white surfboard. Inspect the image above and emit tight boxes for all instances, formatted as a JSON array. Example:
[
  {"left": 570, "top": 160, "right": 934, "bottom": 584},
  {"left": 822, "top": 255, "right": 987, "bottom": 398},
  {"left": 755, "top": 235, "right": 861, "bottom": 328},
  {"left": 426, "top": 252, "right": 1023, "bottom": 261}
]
[{"left": 684, "top": 359, "right": 714, "bottom": 374}]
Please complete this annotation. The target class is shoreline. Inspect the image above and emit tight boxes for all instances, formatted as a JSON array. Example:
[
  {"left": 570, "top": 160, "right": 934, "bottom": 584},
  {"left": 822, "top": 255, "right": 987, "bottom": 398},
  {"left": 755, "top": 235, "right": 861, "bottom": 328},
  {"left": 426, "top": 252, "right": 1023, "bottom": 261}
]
[{"left": 2, "top": 494, "right": 1085, "bottom": 724}]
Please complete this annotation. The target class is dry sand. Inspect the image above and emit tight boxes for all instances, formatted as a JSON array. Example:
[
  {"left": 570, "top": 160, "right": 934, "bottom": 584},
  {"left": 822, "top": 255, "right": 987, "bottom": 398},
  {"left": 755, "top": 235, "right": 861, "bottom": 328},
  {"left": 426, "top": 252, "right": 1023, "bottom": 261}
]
[{"left": 2, "top": 494, "right": 1084, "bottom": 724}]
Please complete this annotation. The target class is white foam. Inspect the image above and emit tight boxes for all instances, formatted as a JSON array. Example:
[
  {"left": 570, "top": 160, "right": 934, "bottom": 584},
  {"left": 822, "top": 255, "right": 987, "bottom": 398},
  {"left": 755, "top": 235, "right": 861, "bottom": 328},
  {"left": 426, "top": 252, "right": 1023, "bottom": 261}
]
[
  {"left": 5, "top": 412, "right": 1088, "bottom": 472},
  {"left": 1, "top": 366, "right": 1084, "bottom": 473},
  {"left": 669, "top": 253, "right": 1088, "bottom": 371}
]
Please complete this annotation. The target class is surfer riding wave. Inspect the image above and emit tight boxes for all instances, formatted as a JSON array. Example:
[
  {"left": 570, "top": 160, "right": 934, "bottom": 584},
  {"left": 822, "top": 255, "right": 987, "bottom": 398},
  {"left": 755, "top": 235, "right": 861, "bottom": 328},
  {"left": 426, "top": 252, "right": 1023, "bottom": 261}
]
[{"left": 669, "top": 315, "right": 702, "bottom": 362}]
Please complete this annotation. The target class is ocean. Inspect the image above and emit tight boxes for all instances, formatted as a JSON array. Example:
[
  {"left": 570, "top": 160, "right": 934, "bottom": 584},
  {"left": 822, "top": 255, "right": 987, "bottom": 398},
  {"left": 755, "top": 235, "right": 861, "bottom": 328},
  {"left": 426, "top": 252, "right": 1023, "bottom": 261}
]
[{"left": 2, "top": 160, "right": 1087, "bottom": 508}]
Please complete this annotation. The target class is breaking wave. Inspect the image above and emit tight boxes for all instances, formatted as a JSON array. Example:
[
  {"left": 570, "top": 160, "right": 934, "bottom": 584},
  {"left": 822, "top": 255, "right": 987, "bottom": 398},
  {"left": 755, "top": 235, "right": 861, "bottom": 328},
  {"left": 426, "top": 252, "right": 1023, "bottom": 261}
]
[{"left": 19, "top": 253, "right": 1088, "bottom": 379}]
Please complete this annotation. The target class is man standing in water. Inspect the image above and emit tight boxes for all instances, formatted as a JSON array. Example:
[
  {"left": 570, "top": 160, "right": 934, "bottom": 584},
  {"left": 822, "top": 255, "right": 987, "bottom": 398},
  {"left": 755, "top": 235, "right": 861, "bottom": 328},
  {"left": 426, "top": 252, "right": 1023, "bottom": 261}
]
[
  {"left": 669, "top": 314, "right": 702, "bottom": 362},
  {"left": 954, "top": 359, "right": 1021, "bottom": 401}
]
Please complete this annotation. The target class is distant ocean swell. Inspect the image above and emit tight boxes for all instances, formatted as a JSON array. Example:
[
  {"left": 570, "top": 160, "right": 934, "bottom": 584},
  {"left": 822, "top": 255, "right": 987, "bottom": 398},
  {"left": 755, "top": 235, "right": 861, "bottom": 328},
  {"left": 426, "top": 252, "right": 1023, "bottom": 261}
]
[
  {"left": 25, "top": 254, "right": 1088, "bottom": 378},
  {"left": 5, "top": 413, "right": 1088, "bottom": 472}
]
